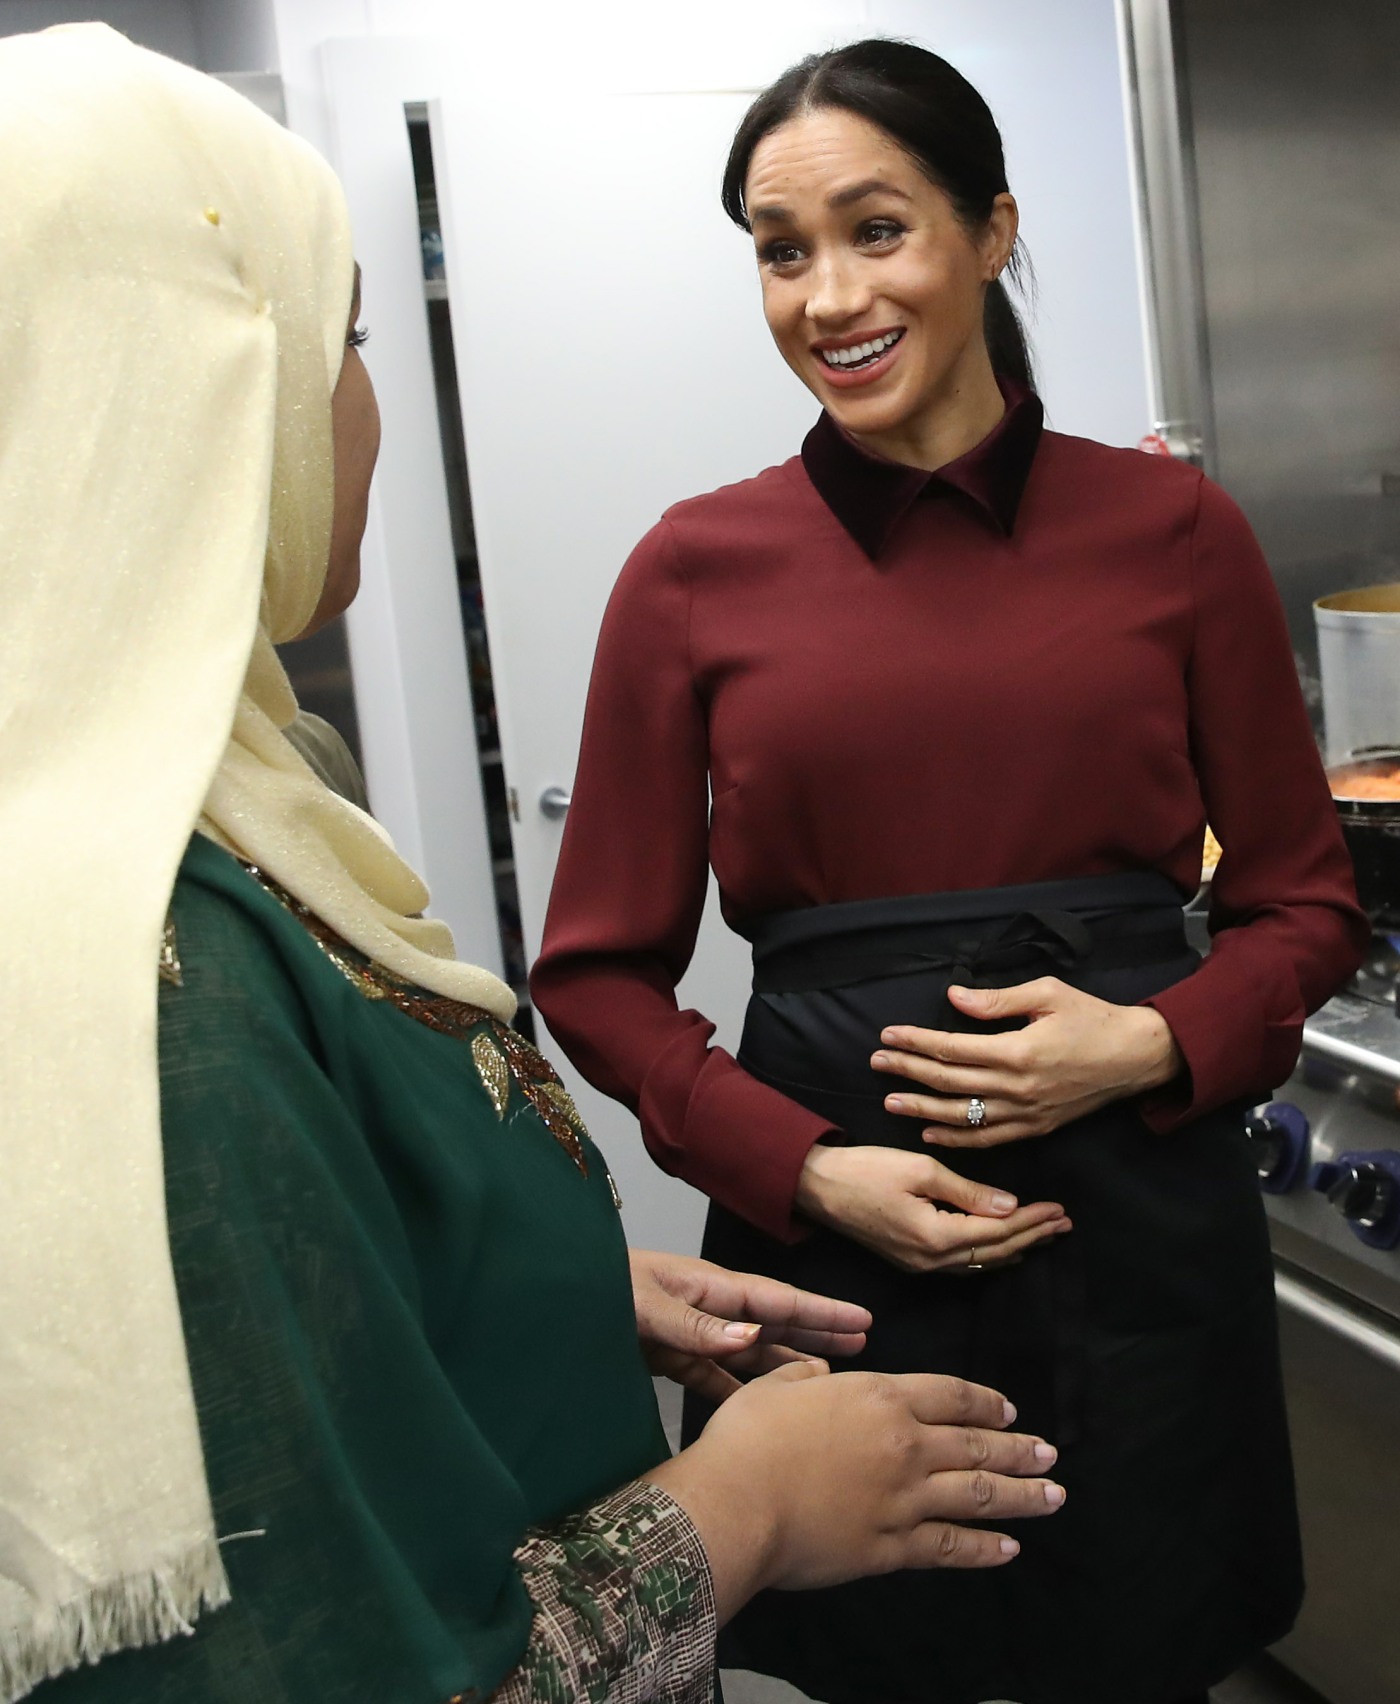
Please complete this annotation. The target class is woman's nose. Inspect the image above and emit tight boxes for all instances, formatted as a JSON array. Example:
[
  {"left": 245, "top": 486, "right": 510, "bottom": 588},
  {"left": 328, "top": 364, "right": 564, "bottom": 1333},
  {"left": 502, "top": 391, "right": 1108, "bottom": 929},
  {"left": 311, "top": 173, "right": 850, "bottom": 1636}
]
[{"left": 804, "top": 250, "right": 872, "bottom": 327}]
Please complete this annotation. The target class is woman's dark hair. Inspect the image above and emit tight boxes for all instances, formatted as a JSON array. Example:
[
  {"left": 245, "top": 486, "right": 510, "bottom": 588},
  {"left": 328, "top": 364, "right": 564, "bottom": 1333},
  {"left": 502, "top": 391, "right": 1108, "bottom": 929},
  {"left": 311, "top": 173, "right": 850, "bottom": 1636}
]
[{"left": 722, "top": 39, "right": 1035, "bottom": 390}]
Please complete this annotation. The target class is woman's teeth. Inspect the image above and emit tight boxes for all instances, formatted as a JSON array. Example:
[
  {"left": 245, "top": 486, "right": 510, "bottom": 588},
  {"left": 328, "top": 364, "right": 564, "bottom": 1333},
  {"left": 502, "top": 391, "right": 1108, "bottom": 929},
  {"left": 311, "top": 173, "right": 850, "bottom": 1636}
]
[{"left": 819, "top": 330, "right": 904, "bottom": 370}]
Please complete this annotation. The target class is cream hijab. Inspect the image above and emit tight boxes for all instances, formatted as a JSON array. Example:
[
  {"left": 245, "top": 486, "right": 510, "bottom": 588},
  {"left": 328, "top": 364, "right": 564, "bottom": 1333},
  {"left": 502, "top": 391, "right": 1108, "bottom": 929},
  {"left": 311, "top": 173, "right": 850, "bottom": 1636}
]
[{"left": 0, "top": 24, "right": 512, "bottom": 1699}]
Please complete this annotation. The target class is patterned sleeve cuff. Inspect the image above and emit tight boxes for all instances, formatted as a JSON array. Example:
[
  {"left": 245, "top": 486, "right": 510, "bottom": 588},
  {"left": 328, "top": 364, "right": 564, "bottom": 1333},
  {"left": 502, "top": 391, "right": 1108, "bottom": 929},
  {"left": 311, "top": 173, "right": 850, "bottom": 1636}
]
[{"left": 490, "top": 1480, "right": 717, "bottom": 1704}]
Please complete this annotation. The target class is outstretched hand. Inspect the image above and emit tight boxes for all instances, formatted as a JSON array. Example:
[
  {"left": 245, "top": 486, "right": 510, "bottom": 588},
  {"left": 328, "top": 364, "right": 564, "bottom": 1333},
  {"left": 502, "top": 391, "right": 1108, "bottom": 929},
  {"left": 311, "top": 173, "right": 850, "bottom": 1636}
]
[
  {"left": 629, "top": 1248, "right": 871, "bottom": 1404},
  {"left": 872, "top": 977, "right": 1183, "bottom": 1148}
]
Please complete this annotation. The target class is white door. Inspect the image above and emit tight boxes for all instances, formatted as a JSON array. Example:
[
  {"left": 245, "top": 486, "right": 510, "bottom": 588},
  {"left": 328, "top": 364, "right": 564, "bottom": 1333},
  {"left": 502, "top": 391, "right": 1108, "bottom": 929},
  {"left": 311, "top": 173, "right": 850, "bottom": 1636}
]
[
  {"left": 320, "top": 38, "right": 826, "bottom": 1251},
  {"left": 430, "top": 83, "right": 821, "bottom": 1251}
]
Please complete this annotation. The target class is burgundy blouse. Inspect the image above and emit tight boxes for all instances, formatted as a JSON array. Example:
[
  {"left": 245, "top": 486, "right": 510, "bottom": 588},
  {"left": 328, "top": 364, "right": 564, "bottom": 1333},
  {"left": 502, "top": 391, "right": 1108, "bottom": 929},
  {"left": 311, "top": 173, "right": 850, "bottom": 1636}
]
[{"left": 531, "top": 386, "right": 1367, "bottom": 1242}]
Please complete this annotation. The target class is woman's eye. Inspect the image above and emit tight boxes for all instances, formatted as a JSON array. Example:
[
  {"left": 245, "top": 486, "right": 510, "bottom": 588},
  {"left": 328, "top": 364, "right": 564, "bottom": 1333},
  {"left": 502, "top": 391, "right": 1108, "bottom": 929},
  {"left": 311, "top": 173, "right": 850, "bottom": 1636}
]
[
  {"left": 347, "top": 323, "right": 370, "bottom": 349},
  {"left": 857, "top": 219, "right": 905, "bottom": 247},
  {"left": 758, "top": 240, "right": 805, "bottom": 269}
]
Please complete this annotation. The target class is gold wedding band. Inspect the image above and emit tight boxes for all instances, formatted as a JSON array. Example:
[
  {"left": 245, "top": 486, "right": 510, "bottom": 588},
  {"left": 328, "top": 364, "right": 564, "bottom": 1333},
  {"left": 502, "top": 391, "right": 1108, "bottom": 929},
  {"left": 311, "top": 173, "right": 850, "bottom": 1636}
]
[{"left": 967, "top": 1245, "right": 984, "bottom": 1272}]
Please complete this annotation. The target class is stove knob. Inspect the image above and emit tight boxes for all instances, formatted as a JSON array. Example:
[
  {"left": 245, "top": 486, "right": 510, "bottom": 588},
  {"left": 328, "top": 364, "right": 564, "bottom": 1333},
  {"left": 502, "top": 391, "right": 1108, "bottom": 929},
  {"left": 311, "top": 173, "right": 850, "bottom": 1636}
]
[
  {"left": 1244, "top": 1101, "right": 1310, "bottom": 1192},
  {"left": 1326, "top": 1162, "right": 1397, "bottom": 1230}
]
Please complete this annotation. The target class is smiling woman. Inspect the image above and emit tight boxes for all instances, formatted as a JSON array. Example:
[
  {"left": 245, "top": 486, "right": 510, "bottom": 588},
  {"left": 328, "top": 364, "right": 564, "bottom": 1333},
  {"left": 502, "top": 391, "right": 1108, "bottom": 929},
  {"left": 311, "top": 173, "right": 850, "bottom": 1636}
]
[
  {"left": 737, "top": 107, "right": 1017, "bottom": 468},
  {"left": 532, "top": 34, "right": 1368, "bottom": 1704}
]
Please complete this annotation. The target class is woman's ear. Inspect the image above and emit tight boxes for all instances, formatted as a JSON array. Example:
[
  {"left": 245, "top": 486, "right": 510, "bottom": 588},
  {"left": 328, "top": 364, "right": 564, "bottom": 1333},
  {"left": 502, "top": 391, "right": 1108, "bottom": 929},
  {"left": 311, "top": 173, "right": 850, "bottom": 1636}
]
[{"left": 985, "top": 192, "right": 1019, "bottom": 281}]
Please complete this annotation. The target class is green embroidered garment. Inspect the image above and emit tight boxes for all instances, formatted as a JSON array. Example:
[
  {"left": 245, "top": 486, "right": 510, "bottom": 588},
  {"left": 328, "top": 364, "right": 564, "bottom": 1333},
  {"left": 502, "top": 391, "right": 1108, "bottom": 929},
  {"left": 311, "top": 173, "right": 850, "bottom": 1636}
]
[{"left": 40, "top": 835, "right": 711, "bottom": 1703}]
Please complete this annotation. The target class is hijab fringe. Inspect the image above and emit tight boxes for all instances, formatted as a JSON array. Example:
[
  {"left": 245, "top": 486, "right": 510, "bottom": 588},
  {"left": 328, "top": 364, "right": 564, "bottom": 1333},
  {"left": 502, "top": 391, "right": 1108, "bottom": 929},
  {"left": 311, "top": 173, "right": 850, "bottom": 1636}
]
[{"left": 0, "top": 1541, "right": 230, "bottom": 1704}]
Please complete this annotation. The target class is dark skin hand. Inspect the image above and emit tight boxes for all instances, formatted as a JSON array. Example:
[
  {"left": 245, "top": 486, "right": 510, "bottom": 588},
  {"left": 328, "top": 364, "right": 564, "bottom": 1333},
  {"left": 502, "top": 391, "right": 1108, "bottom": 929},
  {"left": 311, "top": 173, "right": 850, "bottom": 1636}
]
[{"left": 630, "top": 1249, "right": 871, "bottom": 1403}]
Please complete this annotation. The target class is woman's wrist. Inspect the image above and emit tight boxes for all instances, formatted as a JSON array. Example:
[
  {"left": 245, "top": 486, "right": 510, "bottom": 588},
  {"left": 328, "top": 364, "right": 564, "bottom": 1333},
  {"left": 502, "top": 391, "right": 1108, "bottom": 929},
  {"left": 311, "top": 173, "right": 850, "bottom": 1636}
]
[
  {"left": 644, "top": 1444, "right": 780, "bottom": 1625},
  {"left": 1122, "top": 1005, "right": 1185, "bottom": 1093},
  {"left": 794, "top": 1142, "right": 846, "bottom": 1229}
]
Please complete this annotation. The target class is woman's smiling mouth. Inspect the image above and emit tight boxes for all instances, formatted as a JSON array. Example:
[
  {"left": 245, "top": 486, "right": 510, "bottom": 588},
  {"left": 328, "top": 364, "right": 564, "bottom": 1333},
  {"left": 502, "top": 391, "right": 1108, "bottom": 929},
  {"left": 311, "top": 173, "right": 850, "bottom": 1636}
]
[
  {"left": 817, "top": 328, "right": 905, "bottom": 369},
  {"left": 814, "top": 327, "right": 906, "bottom": 387}
]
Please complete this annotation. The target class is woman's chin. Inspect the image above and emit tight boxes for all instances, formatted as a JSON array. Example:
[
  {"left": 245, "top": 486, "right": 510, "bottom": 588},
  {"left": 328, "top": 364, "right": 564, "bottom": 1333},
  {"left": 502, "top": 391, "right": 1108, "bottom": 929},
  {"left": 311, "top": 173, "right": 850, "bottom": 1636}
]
[
  {"left": 825, "top": 395, "right": 914, "bottom": 449},
  {"left": 292, "top": 558, "right": 360, "bottom": 641}
]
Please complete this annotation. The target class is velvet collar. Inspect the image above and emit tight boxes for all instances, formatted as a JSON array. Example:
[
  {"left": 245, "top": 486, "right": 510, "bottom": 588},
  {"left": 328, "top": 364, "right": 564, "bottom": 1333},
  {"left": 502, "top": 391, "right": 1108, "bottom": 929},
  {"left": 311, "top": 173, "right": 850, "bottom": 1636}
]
[{"left": 800, "top": 377, "right": 1045, "bottom": 559}]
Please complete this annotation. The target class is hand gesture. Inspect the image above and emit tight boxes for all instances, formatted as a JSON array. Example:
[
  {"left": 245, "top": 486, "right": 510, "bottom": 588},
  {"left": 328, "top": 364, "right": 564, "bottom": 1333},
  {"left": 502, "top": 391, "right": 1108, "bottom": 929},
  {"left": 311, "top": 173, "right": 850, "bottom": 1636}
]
[
  {"left": 630, "top": 1248, "right": 871, "bottom": 1403},
  {"left": 795, "top": 1144, "right": 1070, "bottom": 1274},
  {"left": 872, "top": 977, "right": 1183, "bottom": 1148},
  {"left": 649, "top": 1364, "right": 1065, "bottom": 1622}
]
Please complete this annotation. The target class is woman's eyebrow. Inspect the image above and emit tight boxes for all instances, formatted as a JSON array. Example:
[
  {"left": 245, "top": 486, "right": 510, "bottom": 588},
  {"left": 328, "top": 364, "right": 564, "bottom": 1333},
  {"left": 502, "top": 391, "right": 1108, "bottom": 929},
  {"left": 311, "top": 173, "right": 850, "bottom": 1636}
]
[
  {"left": 827, "top": 178, "right": 911, "bottom": 209},
  {"left": 750, "top": 178, "right": 912, "bottom": 226}
]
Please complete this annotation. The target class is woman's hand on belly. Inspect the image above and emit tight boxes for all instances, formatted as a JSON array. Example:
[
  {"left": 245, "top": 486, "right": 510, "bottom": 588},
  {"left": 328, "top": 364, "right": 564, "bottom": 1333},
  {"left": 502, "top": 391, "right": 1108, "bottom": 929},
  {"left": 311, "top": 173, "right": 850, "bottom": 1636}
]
[
  {"left": 872, "top": 977, "right": 1185, "bottom": 1149},
  {"left": 794, "top": 1145, "right": 1072, "bottom": 1275}
]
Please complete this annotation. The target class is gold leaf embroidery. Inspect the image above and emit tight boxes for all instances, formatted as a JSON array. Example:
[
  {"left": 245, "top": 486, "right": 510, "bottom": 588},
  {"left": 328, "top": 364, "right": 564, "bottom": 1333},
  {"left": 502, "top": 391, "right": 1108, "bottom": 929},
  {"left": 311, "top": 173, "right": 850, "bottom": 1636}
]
[
  {"left": 541, "top": 1080, "right": 583, "bottom": 1129},
  {"left": 472, "top": 1032, "right": 511, "bottom": 1120},
  {"left": 239, "top": 860, "right": 600, "bottom": 1181}
]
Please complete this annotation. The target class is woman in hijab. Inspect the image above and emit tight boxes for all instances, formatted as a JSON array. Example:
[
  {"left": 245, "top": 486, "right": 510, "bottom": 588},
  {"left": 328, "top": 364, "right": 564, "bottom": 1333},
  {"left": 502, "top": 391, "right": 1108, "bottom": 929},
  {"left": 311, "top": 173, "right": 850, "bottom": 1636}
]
[{"left": 0, "top": 25, "right": 1067, "bottom": 1704}]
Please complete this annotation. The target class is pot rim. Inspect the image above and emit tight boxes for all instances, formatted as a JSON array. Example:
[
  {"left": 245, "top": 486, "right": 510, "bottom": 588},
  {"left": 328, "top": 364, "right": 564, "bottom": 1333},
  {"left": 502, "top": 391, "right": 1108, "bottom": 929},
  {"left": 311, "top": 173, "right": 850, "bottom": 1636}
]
[
  {"left": 1315, "top": 582, "right": 1400, "bottom": 622},
  {"left": 1326, "top": 751, "right": 1400, "bottom": 827}
]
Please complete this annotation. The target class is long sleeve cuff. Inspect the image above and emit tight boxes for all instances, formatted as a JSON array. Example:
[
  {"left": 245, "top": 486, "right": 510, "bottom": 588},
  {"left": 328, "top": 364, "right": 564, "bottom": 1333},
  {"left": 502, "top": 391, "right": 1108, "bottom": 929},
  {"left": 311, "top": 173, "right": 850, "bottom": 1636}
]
[
  {"left": 1137, "top": 957, "right": 1305, "bottom": 1131},
  {"left": 637, "top": 1033, "right": 837, "bottom": 1242},
  {"left": 492, "top": 1481, "right": 716, "bottom": 1704}
]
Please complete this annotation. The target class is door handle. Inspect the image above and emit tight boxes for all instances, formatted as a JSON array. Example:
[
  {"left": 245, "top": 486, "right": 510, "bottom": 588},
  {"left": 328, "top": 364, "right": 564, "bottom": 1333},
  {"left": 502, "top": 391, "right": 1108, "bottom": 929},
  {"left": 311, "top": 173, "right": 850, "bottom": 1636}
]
[{"left": 539, "top": 786, "right": 572, "bottom": 821}]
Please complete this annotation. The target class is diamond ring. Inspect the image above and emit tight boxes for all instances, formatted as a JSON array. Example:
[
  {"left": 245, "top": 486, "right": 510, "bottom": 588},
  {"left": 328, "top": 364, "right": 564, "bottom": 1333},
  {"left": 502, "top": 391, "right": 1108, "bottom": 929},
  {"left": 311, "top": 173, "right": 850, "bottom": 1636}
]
[{"left": 966, "top": 1097, "right": 987, "bottom": 1128}]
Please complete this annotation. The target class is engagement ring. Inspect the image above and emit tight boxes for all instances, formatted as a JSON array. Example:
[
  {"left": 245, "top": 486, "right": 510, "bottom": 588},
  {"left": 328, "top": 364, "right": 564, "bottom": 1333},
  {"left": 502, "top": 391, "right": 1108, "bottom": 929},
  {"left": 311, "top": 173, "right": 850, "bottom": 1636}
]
[{"left": 966, "top": 1097, "right": 987, "bottom": 1127}]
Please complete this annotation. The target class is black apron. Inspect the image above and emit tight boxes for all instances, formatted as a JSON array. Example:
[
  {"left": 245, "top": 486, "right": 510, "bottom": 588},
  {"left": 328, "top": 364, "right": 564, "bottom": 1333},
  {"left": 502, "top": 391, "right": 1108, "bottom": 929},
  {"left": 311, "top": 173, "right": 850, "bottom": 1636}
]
[{"left": 687, "top": 875, "right": 1301, "bottom": 1704}]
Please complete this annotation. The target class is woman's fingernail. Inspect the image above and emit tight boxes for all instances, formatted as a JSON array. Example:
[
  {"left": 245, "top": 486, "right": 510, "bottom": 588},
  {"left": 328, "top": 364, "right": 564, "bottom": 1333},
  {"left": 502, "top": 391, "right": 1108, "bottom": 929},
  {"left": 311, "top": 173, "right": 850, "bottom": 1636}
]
[
  {"left": 990, "top": 1191, "right": 1017, "bottom": 1212},
  {"left": 1044, "top": 1483, "right": 1066, "bottom": 1507},
  {"left": 872, "top": 1052, "right": 889, "bottom": 1067},
  {"left": 881, "top": 1028, "right": 898, "bottom": 1044},
  {"left": 886, "top": 1096, "right": 905, "bottom": 1111},
  {"left": 1034, "top": 1442, "right": 1057, "bottom": 1464},
  {"left": 999, "top": 1537, "right": 1020, "bottom": 1556},
  {"left": 1002, "top": 1399, "right": 1017, "bottom": 1425},
  {"left": 723, "top": 1321, "right": 759, "bottom": 1340}
]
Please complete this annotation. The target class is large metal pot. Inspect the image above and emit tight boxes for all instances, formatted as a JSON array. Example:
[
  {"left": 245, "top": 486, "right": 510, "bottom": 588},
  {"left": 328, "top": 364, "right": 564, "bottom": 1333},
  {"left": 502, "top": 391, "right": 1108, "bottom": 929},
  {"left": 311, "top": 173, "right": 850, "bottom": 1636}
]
[
  {"left": 1327, "top": 750, "right": 1400, "bottom": 930},
  {"left": 1315, "top": 585, "right": 1400, "bottom": 764}
]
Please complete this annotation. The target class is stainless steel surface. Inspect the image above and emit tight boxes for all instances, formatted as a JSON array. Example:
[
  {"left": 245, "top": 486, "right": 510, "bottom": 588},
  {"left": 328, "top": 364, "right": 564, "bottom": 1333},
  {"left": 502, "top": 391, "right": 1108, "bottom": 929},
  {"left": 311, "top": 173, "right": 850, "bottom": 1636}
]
[
  {"left": 1263, "top": 999, "right": 1400, "bottom": 1702},
  {"left": 1271, "top": 1266, "right": 1400, "bottom": 1704},
  {"left": 1172, "top": 0, "right": 1400, "bottom": 707},
  {"left": 538, "top": 785, "right": 571, "bottom": 821},
  {"left": 1272, "top": 999, "right": 1400, "bottom": 1324},
  {"left": 1299, "top": 991, "right": 1400, "bottom": 1086},
  {"left": 1275, "top": 1267, "right": 1400, "bottom": 1374},
  {"left": 1117, "top": 0, "right": 1214, "bottom": 470},
  {"left": 1315, "top": 585, "right": 1400, "bottom": 760}
]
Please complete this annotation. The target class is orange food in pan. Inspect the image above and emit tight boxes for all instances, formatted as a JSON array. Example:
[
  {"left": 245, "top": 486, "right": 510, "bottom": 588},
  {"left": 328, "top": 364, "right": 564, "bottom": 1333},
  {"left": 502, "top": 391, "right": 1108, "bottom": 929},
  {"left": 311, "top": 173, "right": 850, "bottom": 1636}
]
[{"left": 1329, "top": 762, "right": 1400, "bottom": 800}]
